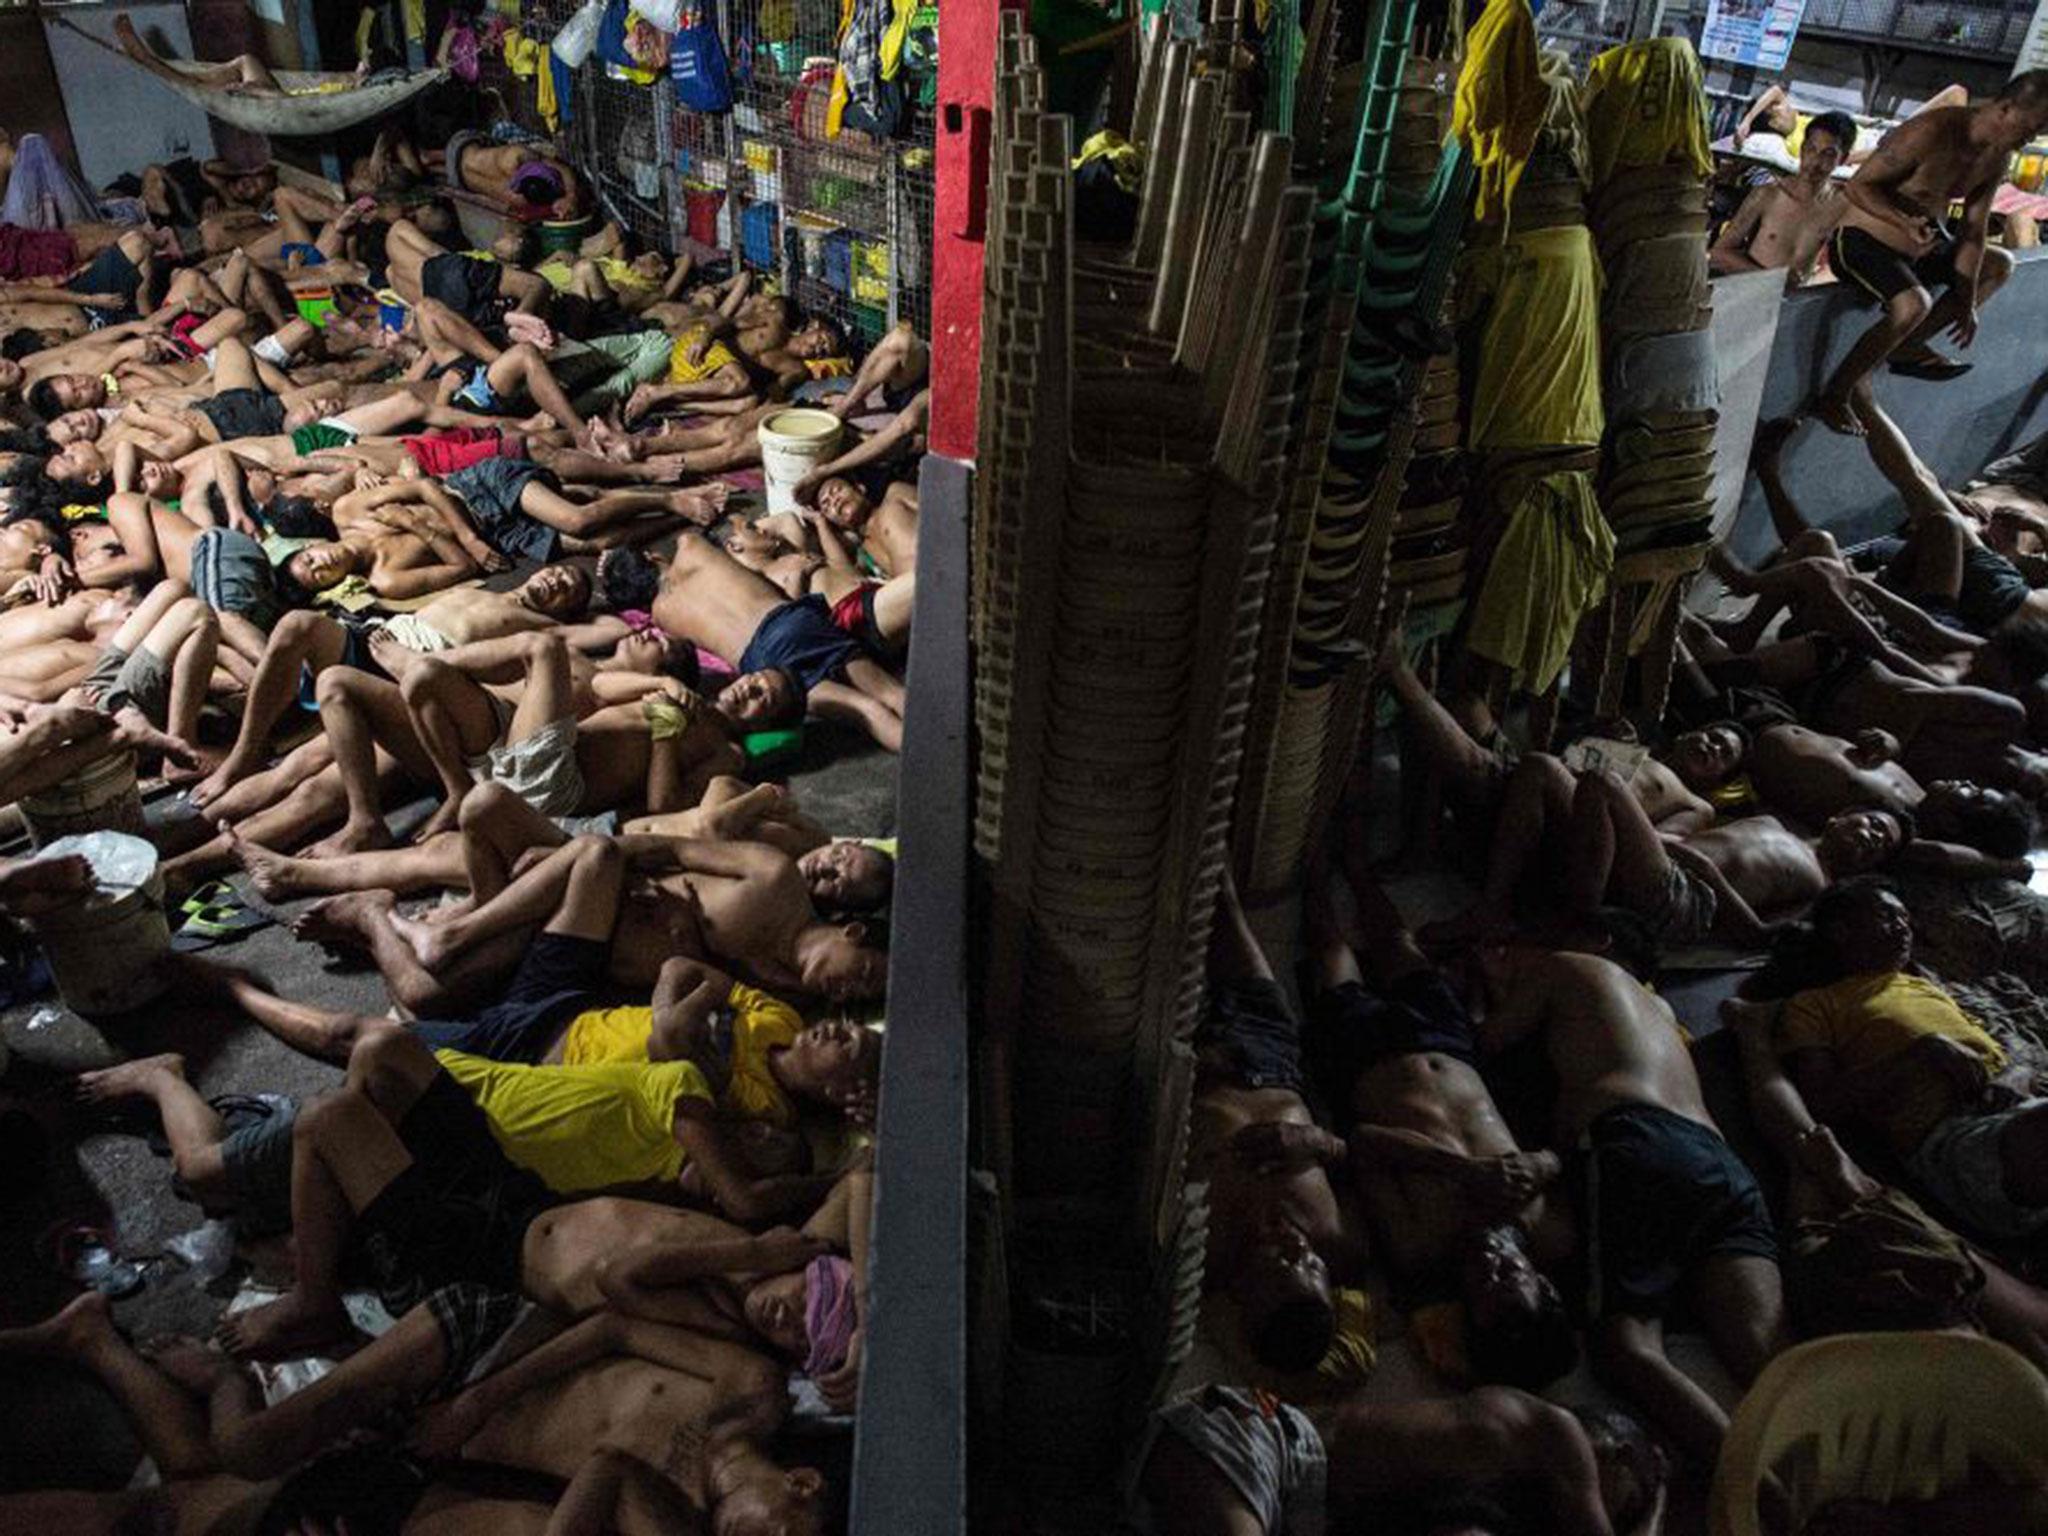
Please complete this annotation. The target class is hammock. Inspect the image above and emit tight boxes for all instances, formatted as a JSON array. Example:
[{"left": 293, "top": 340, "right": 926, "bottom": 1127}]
[{"left": 52, "top": 17, "right": 448, "bottom": 138}]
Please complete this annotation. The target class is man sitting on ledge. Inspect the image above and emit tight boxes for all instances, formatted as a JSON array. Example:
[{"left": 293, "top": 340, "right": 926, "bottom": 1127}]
[{"left": 1815, "top": 71, "right": 2048, "bottom": 430}]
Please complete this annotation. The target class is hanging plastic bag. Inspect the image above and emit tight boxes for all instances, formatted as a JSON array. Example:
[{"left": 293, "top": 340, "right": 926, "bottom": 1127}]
[
  {"left": 552, "top": 0, "right": 605, "bottom": 67},
  {"left": 671, "top": 1, "right": 735, "bottom": 112}
]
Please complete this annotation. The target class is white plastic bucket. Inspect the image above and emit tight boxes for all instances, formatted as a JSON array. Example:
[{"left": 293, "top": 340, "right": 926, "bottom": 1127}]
[
  {"left": 26, "top": 832, "right": 170, "bottom": 1017},
  {"left": 20, "top": 752, "right": 145, "bottom": 850},
  {"left": 758, "top": 408, "right": 843, "bottom": 514}
]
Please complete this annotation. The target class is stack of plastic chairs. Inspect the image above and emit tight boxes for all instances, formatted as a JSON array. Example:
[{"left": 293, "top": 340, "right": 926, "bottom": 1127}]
[
  {"left": 1231, "top": 0, "right": 1479, "bottom": 899},
  {"left": 972, "top": 12, "right": 1317, "bottom": 1500},
  {"left": 1579, "top": 36, "right": 1720, "bottom": 722}
]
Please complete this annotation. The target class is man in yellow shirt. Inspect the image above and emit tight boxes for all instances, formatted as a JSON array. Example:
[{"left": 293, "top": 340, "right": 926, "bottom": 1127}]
[
  {"left": 1776, "top": 877, "right": 2048, "bottom": 1241},
  {"left": 412, "top": 954, "right": 878, "bottom": 1130}
]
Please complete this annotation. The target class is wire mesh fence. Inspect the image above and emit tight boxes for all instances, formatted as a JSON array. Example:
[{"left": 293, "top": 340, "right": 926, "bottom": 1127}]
[{"left": 474, "top": 0, "right": 936, "bottom": 341}]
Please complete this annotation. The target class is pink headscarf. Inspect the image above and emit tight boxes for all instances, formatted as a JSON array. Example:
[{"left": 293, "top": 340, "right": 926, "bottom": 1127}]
[{"left": 803, "top": 1255, "right": 857, "bottom": 1377}]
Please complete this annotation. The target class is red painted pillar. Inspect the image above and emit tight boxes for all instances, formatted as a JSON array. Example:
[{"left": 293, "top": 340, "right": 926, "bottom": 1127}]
[{"left": 928, "top": 0, "right": 1016, "bottom": 463}]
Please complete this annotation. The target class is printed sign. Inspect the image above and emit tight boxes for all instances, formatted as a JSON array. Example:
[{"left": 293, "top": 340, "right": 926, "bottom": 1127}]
[{"left": 1700, "top": 0, "right": 1808, "bottom": 71}]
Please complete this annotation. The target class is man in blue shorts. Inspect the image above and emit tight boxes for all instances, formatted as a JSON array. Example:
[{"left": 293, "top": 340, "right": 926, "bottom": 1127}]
[{"left": 601, "top": 530, "right": 907, "bottom": 751}]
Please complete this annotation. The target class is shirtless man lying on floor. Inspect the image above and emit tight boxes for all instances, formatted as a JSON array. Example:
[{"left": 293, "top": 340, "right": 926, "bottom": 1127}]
[
  {"left": 601, "top": 531, "right": 907, "bottom": 751},
  {"left": 717, "top": 515, "right": 914, "bottom": 662},
  {"left": 1187, "top": 869, "right": 1366, "bottom": 1374},
  {"left": 1305, "top": 866, "right": 1579, "bottom": 1389},
  {"left": 292, "top": 802, "right": 892, "bottom": 1007},
  {"left": 308, "top": 626, "right": 727, "bottom": 849},
  {"left": 188, "top": 561, "right": 600, "bottom": 807},
  {"left": 1661, "top": 716, "right": 2038, "bottom": 875},
  {"left": 0, "top": 1283, "right": 834, "bottom": 1536},
  {"left": 1472, "top": 945, "right": 1792, "bottom": 1467}
]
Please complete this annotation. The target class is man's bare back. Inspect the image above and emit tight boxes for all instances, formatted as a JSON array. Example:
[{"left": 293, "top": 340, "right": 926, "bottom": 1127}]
[{"left": 1495, "top": 951, "right": 1715, "bottom": 1142}]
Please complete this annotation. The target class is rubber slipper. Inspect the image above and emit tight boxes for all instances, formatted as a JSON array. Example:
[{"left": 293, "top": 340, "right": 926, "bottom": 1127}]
[
  {"left": 1889, "top": 353, "right": 1971, "bottom": 381},
  {"left": 171, "top": 881, "right": 271, "bottom": 951}
]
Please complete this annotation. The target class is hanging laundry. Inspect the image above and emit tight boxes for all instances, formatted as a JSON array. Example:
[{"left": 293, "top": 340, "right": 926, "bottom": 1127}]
[
  {"left": 1466, "top": 470, "right": 1614, "bottom": 693},
  {"left": 838, "top": 0, "right": 889, "bottom": 120},
  {"left": 445, "top": 19, "right": 481, "bottom": 82},
  {"left": 1580, "top": 37, "right": 1714, "bottom": 189},
  {"left": 1452, "top": 0, "right": 1545, "bottom": 226},
  {"left": 1463, "top": 224, "right": 1604, "bottom": 450},
  {"left": 503, "top": 27, "right": 562, "bottom": 131},
  {"left": 879, "top": 0, "right": 916, "bottom": 79}
]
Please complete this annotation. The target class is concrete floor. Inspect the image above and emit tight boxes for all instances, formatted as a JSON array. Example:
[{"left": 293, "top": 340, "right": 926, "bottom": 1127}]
[{"left": 0, "top": 717, "right": 898, "bottom": 1493}]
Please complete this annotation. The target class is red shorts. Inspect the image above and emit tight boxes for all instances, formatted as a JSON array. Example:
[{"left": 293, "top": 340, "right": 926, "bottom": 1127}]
[
  {"left": 167, "top": 311, "right": 210, "bottom": 359},
  {"left": 402, "top": 427, "right": 507, "bottom": 478},
  {"left": 827, "top": 579, "right": 888, "bottom": 656}
]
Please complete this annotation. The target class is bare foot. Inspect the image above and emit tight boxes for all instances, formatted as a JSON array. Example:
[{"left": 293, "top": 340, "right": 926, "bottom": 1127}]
[
  {"left": 0, "top": 1290, "right": 114, "bottom": 1360},
  {"left": 188, "top": 746, "right": 261, "bottom": 810},
  {"left": 407, "top": 798, "right": 463, "bottom": 846},
  {"left": 291, "top": 889, "right": 395, "bottom": 950},
  {"left": 163, "top": 742, "right": 225, "bottom": 787},
  {"left": 639, "top": 454, "right": 689, "bottom": 480},
  {"left": 111, "top": 707, "right": 199, "bottom": 770},
  {"left": 668, "top": 483, "right": 729, "bottom": 525},
  {"left": 222, "top": 824, "right": 304, "bottom": 902},
  {"left": 302, "top": 818, "right": 395, "bottom": 860},
  {"left": 76, "top": 1052, "right": 186, "bottom": 1105},
  {"left": 385, "top": 904, "right": 453, "bottom": 971},
  {"left": 216, "top": 1291, "right": 354, "bottom": 1361},
  {"left": 1813, "top": 392, "right": 1866, "bottom": 438}
]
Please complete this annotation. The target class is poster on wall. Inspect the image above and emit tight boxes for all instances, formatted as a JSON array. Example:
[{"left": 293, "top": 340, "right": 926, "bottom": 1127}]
[{"left": 1700, "top": 0, "right": 1807, "bottom": 71}]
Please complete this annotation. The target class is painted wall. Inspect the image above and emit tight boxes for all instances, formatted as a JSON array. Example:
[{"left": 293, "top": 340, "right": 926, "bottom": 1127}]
[
  {"left": 42, "top": 5, "right": 218, "bottom": 187},
  {"left": 1724, "top": 250, "right": 2048, "bottom": 562}
]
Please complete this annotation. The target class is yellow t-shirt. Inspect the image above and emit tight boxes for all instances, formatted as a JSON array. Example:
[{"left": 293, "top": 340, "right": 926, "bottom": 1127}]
[
  {"left": 536, "top": 254, "right": 660, "bottom": 295},
  {"left": 559, "top": 983, "right": 803, "bottom": 1128},
  {"left": 668, "top": 326, "right": 741, "bottom": 384},
  {"left": 1776, "top": 972, "right": 2005, "bottom": 1156},
  {"left": 435, "top": 1049, "right": 713, "bottom": 1193}
]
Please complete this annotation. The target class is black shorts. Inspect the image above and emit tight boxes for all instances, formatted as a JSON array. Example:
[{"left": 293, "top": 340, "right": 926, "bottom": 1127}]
[
  {"left": 1829, "top": 224, "right": 1961, "bottom": 305},
  {"left": 409, "top": 932, "right": 607, "bottom": 1064},
  {"left": 78, "top": 242, "right": 142, "bottom": 327},
  {"left": 198, "top": 386, "right": 287, "bottom": 443},
  {"left": 1302, "top": 969, "right": 1476, "bottom": 1111},
  {"left": 352, "top": 1072, "right": 557, "bottom": 1316},
  {"left": 422, "top": 252, "right": 505, "bottom": 324},
  {"left": 1194, "top": 977, "right": 1306, "bottom": 1094},
  {"left": 1574, "top": 1103, "right": 1777, "bottom": 1319}
]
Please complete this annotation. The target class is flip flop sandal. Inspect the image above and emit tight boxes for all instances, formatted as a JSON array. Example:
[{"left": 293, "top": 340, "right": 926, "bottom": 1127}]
[
  {"left": 171, "top": 881, "right": 271, "bottom": 952},
  {"left": 41, "top": 1218, "right": 148, "bottom": 1299}
]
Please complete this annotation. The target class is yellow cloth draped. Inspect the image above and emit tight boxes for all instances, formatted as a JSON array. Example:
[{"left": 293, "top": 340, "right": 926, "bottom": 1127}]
[
  {"left": 503, "top": 28, "right": 560, "bottom": 133},
  {"left": 1464, "top": 223, "right": 1605, "bottom": 451},
  {"left": 1466, "top": 470, "right": 1614, "bottom": 692},
  {"left": 1580, "top": 37, "right": 1714, "bottom": 189},
  {"left": 1452, "top": 0, "right": 1547, "bottom": 225}
]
